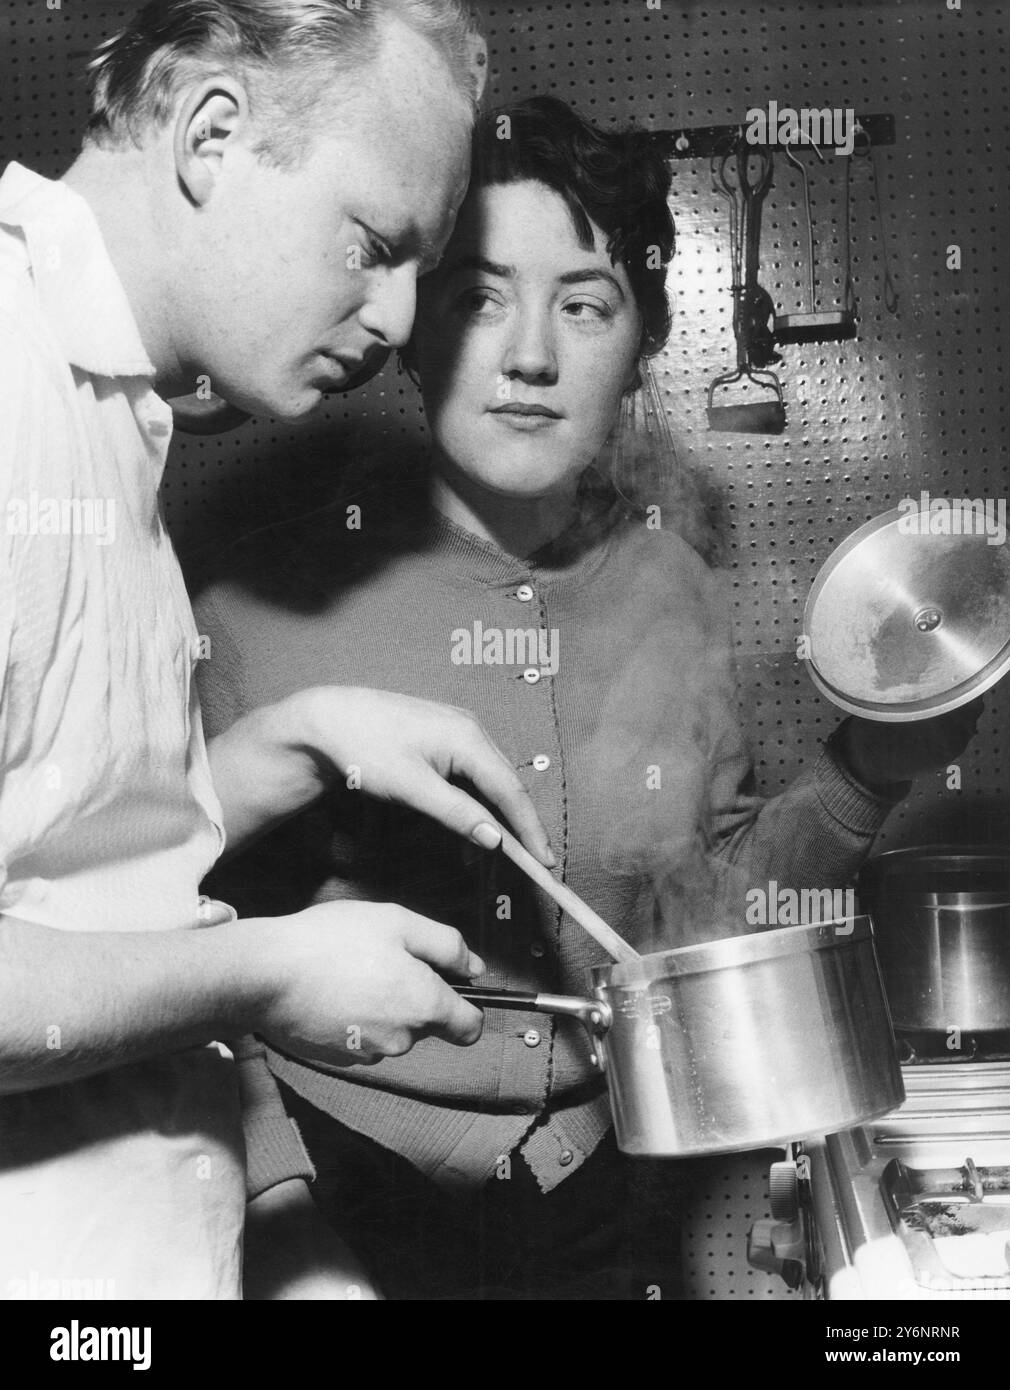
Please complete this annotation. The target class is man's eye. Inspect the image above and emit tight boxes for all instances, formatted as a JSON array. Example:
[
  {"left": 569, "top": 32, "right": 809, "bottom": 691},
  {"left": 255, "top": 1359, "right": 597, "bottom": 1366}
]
[{"left": 360, "top": 236, "right": 388, "bottom": 268}]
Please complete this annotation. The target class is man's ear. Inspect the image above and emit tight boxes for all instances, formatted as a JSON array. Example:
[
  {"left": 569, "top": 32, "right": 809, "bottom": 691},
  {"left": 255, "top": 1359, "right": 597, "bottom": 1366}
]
[
  {"left": 466, "top": 34, "right": 489, "bottom": 105},
  {"left": 173, "top": 79, "right": 247, "bottom": 207}
]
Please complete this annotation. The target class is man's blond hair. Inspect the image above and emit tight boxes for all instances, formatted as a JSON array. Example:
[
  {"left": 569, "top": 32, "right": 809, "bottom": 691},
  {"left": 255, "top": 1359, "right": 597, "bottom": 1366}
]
[{"left": 85, "top": 0, "right": 485, "bottom": 163}]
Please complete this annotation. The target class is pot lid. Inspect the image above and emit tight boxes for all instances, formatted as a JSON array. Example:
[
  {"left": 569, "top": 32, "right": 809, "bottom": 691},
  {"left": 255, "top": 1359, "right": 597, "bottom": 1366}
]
[
  {"left": 803, "top": 505, "right": 1010, "bottom": 722},
  {"left": 860, "top": 845, "right": 1010, "bottom": 894}
]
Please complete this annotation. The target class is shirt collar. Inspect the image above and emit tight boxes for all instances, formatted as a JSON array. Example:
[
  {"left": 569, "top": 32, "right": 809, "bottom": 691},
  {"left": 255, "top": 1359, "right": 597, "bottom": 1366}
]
[{"left": 0, "top": 161, "right": 156, "bottom": 380}]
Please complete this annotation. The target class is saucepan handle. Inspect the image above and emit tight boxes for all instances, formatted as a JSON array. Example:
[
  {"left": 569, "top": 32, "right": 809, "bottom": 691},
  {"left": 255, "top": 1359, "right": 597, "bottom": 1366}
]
[{"left": 455, "top": 985, "right": 611, "bottom": 1034}]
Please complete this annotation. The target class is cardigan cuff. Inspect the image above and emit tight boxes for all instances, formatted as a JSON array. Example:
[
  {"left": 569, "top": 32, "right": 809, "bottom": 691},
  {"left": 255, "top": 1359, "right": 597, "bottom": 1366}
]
[
  {"left": 815, "top": 728, "right": 909, "bottom": 837},
  {"left": 233, "top": 1034, "right": 317, "bottom": 1200},
  {"left": 244, "top": 1111, "right": 316, "bottom": 1202}
]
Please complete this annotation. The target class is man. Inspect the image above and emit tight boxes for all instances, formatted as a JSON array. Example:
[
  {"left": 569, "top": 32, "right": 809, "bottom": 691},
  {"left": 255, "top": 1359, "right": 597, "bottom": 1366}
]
[{"left": 0, "top": 0, "right": 551, "bottom": 1300}]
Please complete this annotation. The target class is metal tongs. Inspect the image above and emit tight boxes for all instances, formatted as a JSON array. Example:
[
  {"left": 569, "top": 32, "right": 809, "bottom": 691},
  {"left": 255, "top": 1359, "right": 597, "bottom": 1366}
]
[{"left": 707, "top": 147, "right": 786, "bottom": 434}]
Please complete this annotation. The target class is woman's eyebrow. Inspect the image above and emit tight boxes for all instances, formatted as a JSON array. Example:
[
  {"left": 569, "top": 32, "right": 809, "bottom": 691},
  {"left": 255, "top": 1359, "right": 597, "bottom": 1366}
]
[
  {"left": 443, "top": 253, "right": 515, "bottom": 278},
  {"left": 557, "top": 268, "right": 626, "bottom": 298},
  {"left": 440, "top": 257, "right": 625, "bottom": 300}
]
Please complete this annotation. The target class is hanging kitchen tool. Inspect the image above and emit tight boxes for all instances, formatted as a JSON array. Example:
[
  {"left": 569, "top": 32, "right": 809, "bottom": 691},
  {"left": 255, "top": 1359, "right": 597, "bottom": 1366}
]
[
  {"left": 803, "top": 503, "right": 1010, "bottom": 721},
  {"left": 774, "top": 137, "right": 857, "bottom": 344},
  {"left": 707, "top": 147, "right": 787, "bottom": 434},
  {"left": 847, "top": 124, "right": 899, "bottom": 317},
  {"left": 457, "top": 917, "right": 903, "bottom": 1157}
]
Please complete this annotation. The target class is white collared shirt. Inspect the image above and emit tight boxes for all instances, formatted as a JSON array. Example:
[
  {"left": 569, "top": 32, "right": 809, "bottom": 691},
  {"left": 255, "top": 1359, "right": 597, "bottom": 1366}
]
[{"left": 0, "top": 163, "right": 244, "bottom": 1300}]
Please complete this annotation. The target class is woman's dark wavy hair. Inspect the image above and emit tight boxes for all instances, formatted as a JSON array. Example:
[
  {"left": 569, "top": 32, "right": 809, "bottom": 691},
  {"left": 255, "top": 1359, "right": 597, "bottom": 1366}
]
[{"left": 470, "top": 96, "right": 675, "bottom": 356}]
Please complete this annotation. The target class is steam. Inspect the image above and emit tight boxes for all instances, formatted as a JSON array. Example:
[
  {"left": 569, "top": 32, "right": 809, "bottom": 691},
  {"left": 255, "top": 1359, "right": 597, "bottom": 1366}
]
[{"left": 572, "top": 503, "right": 750, "bottom": 953}]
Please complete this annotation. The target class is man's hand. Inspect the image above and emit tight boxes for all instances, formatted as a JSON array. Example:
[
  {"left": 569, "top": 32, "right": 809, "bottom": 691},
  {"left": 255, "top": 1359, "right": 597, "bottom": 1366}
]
[
  {"left": 208, "top": 685, "right": 554, "bottom": 865},
  {"left": 839, "top": 697, "right": 984, "bottom": 793},
  {"left": 253, "top": 901, "right": 485, "bottom": 1065},
  {"left": 244, "top": 1179, "right": 382, "bottom": 1301},
  {"left": 0, "top": 902, "right": 483, "bottom": 1095}
]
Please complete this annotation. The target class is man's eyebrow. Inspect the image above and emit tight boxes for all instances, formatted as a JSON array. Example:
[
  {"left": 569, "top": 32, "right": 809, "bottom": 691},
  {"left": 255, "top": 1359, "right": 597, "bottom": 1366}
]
[
  {"left": 417, "top": 234, "right": 447, "bottom": 274},
  {"left": 358, "top": 217, "right": 442, "bottom": 272}
]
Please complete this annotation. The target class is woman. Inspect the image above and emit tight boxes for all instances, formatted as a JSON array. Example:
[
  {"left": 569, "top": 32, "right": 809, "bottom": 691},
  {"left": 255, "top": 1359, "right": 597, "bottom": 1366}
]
[{"left": 197, "top": 97, "right": 976, "bottom": 1299}]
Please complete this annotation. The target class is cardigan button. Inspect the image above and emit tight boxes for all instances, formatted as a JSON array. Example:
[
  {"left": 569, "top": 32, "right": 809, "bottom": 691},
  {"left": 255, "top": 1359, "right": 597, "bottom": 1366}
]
[
  {"left": 523, "top": 667, "right": 541, "bottom": 684},
  {"left": 559, "top": 1149, "right": 574, "bottom": 1166},
  {"left": 522, "top": 1029, "right": 542, "bottom": 1048},
  {"left": 532, "top": 754, "right": 551, "bottom": 771},
  {"left": 516, "top": 583, "right": 534, "bottom": 601}
]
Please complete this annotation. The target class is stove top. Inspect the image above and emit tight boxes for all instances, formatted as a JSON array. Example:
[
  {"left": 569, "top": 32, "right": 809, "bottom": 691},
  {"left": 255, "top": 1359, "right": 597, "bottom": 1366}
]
[
  {"left": 749, "top": 1058, "right": 1010, "bottom": 1298},
  {"left": 894, "top": 1028, "right": 1010, "bottom": 1066}
]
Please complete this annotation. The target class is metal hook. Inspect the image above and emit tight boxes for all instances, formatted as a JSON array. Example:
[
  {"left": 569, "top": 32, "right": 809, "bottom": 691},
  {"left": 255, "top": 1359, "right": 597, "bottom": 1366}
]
[
  {"left": 784, "top": 145, "right": 816, "bottom": 314},
  {"left": 790, "top": 128, "right": 827, "bottom": 164}
]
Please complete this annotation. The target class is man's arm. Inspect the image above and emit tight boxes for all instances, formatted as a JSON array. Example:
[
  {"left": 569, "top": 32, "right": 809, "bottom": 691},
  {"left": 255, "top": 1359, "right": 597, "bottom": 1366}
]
[{"left": 0, "top": 903, "right": 484, "bottom": 1097}]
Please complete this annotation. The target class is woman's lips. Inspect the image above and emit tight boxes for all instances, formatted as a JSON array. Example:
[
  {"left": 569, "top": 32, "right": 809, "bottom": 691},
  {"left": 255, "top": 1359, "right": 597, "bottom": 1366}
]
[{"left": 489, "top": 404, "right": 563, "bottom": 430}]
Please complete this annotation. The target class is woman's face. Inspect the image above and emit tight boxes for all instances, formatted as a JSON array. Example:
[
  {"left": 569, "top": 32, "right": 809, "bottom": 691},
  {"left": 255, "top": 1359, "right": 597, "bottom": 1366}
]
[{"left": 413, "top": 180, "right": 644, "bottom": 500}]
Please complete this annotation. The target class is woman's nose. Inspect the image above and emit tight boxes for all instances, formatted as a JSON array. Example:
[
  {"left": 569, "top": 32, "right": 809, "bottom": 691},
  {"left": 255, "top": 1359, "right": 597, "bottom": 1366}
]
[
  {"left": 357, "top": 266, "right": 418, "bottom": 349},
  {"left": 501, "top": 311, "right": 558, "bottom": 383}
]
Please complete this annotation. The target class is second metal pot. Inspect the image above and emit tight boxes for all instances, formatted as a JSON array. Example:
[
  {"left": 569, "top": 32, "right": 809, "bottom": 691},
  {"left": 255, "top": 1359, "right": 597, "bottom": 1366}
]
[
  {"left": 859, "top": 846, "right": 1010, "bottom": 1032},
  {"left": 459, "top": 916, "right": 903, "bottom": 1157}
]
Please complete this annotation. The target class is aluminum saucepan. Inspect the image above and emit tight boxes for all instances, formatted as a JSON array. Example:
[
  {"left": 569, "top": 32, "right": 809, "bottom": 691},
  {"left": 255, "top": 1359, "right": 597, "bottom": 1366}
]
[
  {"left": 858, "top": 846, "right": 1010, "bottom": 1033},
  {"left": 458, "top": 916, "right": 904, "bottom": 1157}
]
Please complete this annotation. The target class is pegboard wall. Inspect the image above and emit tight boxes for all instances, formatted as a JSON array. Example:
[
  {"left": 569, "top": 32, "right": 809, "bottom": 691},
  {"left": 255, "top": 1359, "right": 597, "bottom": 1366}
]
[
  {"left": 681, "top": 1149, "right": 799, "bottom": 1301},
  {"left": 4, "top": 0, "right": 1005, "bottom": 845},
  {"left": 2, "top": 0, "right": 1008, "bottom": 1301},
  {"left": 3, "top": 0, "right": 1007, "bottom": 834}
]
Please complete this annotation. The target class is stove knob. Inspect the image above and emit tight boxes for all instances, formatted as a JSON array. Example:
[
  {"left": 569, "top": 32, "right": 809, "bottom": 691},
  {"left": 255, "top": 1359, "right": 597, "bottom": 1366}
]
[
  {"left": 748, "top": 1218, "right": 781, "bottom": 1275},
  {"left": 769, "top": 1160, "right": 800, "bottom": 1221},
  {"left": 748, "top": 1216, "right": 807, "bottom": 1288}
]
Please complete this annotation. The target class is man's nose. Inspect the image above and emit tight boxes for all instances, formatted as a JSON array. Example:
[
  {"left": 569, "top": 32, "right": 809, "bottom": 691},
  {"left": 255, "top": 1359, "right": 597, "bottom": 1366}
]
[
  {"left": 357, "top": 267, "right": 418, "bottom": 350},
  {"left": 501, "top": 309, "right": 558, "bottom": 382}
]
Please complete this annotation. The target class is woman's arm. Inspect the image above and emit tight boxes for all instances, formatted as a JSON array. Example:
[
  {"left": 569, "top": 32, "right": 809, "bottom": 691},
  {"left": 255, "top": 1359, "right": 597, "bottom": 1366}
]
[
  {"left": 699, "top": 567, "right": 981, "bottom": 895},
  {"left": 207, "top": 685, "right": 555, "bottom": 866},
  {"left": 708, "top": 691, "right": 981, "bottom": 892}
]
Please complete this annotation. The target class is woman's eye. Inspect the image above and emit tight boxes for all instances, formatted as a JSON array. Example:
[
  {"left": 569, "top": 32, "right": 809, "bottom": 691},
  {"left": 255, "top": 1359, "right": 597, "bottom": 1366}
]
[
  {"left": 562, "top": 299, "right": 612, "bottom": 321},
  {"left": 456, "top": 288, "right": 502, "bottom": 316}
]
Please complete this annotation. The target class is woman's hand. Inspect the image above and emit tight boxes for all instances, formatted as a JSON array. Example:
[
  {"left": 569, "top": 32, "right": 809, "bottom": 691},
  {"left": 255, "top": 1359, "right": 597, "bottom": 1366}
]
[
  {"left": 208, "top": 685, "right": 554, "bottom": 864},
  {"left": 839, "top": 698, "right": 984, "bottom": 794}
]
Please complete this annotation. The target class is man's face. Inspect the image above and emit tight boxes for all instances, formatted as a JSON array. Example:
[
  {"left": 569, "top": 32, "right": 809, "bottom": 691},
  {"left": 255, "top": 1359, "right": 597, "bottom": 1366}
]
[{"left": 174, "top": 23, "right": 471, "bottom": 420}]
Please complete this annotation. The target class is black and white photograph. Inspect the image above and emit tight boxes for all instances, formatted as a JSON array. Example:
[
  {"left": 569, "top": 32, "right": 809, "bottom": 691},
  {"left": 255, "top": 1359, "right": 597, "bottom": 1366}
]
[{"left": 0, "top": 0, "right": 1007, "bottom": 1350}]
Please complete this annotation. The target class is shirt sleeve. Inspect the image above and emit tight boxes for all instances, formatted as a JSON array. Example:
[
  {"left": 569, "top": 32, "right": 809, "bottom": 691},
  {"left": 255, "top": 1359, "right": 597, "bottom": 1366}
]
[
  {"left": 192, "top": 584, "right": 252, "bottom": 741},
  {"left": 0, "top": 313, "right": 86, "bottom": 895}
]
